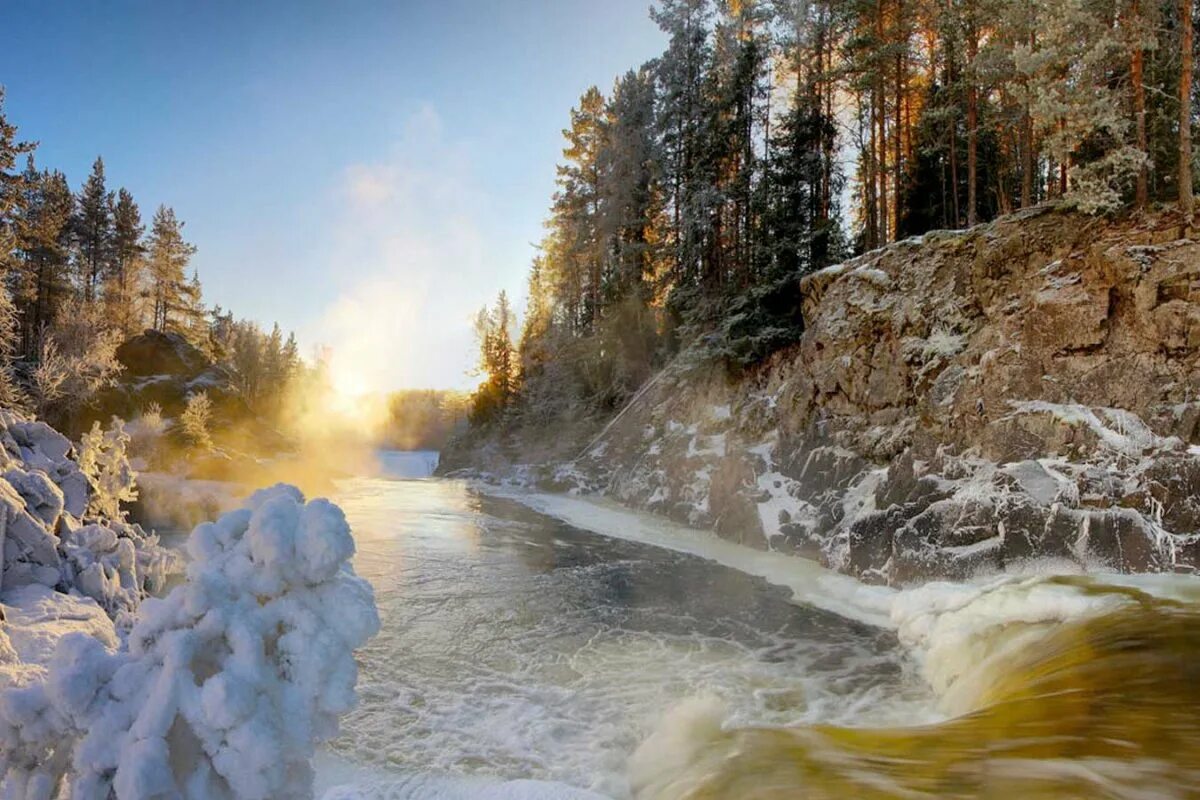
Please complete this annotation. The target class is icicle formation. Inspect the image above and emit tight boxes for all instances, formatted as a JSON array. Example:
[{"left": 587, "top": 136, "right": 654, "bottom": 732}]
[{"left": 0, "top": 484, "right": 381, "bottom": 799}]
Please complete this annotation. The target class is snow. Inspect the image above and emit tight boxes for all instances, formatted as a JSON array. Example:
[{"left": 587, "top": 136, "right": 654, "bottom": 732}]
[
  {"left": 919, "top": 328, "right": 967, "bottom": 360},
  {"left": 1000, "top": 459, "right": 1076, "bottom": 506},
  {"left": 746, "top": 441, "right": 812, "bottom": 545},
  {"left": 0, "top": 483, "right": 380, "bottom": 798},
  {"left": 0, "top": 585, "right": 119, "bottom": 689},
  {"left": 0, "top": 411, "right": 182, "bottom": 621},
  {"left": 685, "top": 432, "right": 725, "bottom": 459},
  {"left": 706, "top": 405, "right": 731, "bottom": 422},
  {"left": 1006, "top": 400, "right": 1181, "bottom": 458}
]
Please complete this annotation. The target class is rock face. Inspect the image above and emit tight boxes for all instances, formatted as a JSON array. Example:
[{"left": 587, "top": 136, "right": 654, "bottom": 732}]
[
  {"left": 89, "top": 329, "right": 249, "bottom": 427},
  {"left": 455, "top": 208, "right": 1200, "bottom": 585}
]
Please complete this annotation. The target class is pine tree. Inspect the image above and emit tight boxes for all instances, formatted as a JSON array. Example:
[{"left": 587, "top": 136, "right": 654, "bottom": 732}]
[
  {"left": 598, "top": 67, "right": 661, "bottom": 302},
  {"left": 708, "top": 0, "right": 770, "bottom": 288},
  {"left": 180, "top": 391, "right": 213, "bottom": 450},
  {"left": 146, "top": 206, "right": 196, "bottom": 332},
  {"left": 15, "top": 162, "right": 74, "bottom": 356},
  {"left": 109, "top": 187, "right": 145, "bottom": 336},
  {"left": 0, "top": 91, "right": 32, "bottom": 408},
  {"left": 469, "top": 291, "right": 518, "bottom": 423},
  {"left": 74, "top": 156, "right": 113, "bottom": 303},
  {"left": 653, "top": 0, "right": 716, "bottom": 287},
  {"left": 554, "top": 86, "right": 608, "bottom": 330},
  {"left": 176, "top": 269, "right": 208, "bottom": 348},
  {"left": 765, "top": 0, "right": 846, "bottom": 274}
]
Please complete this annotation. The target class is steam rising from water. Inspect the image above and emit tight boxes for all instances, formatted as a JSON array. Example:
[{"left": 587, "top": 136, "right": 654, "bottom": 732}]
[{"left": 303, "top": 105, "right": 523, "bottom": 395}]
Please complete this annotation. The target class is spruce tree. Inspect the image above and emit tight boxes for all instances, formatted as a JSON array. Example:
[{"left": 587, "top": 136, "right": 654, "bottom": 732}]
[
  {"left": 74, "top": 156, "right": 113, "bottom": 304},
  {"left": 109, "top": 187, "right": 144, "bottom": 335},
  {"left": 0, "top": 89, "right": 35, "bottom": 277},
  {"left": 598, "top": 68, "right": 660, "bottom": 303},
  {"left": 652, "top": 0, "right": 715, "bottom": 288},
  {"left": 146, "top": 206, "right": 196, "bottom": 332},
  {"left": 553, "top": 87, "right": 608, "bottom": 330},
  {"left": 0, "top": 93, "right": 33, "bottom": 407}
]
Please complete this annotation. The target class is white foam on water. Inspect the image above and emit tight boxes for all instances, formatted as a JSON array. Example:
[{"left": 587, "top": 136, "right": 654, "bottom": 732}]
[{"left": 315, "top": 751, "right": 609, "bottom": 800}]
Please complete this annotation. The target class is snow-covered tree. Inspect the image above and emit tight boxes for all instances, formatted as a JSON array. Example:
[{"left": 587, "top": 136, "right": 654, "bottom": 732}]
[
  {"left": 180, "top": 390, "right": 214, "bottom": 450},
  {"left": 0, "top": 485, "right": 379, "bottom": 799},
  {"left": 77, "top": 416, "right": 138, "bottom": 521},
  {"left": 1012, "top": 0, "right": 1146, "bottom": 212}
]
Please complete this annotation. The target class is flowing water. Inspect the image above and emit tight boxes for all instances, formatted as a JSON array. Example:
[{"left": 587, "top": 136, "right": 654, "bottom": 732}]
[{"left": 315, "top": 452, "right": 1200, "bottom": 799}]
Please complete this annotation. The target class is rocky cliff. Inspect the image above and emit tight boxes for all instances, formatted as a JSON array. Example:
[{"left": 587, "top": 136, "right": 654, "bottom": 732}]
[
  {"left": 88, "top": 329, "right": 249, "bottom": 427},
  {"left": 450, "top": 207, "right": 1200, "bottom": 585}
]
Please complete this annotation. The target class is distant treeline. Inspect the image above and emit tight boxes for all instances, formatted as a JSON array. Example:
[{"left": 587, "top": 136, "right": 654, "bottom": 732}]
[
  {"left": 379, "top": 390, "right": 469, "bottom": 452},
  {"left": 466, "top": 0, "right": 1197, "bottom": 434},
  {"left": 0, "top": 90, "right": 304, "bottom": 433}
]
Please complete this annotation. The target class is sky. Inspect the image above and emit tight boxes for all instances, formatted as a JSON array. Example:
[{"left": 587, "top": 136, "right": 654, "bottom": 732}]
[{"left": 0, "top": 1, "right": 666, "bottom": 392}]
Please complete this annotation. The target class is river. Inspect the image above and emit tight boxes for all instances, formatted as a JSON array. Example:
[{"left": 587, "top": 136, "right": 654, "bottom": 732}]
[{"left": 313, "top": 452, "right": 1200, "bottom": 799}]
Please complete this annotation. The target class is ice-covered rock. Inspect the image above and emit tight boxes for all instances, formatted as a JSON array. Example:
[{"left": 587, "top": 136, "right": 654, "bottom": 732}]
[{"left": 0, "top": 484, "right": 380, "bottom": 799}]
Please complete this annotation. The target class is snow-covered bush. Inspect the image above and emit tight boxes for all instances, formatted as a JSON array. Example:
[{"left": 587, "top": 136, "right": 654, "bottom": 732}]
[
  {"left": 0, "top": 484, "right": 380, "bottom": 799},
  {"left": 77, "top": 417, "right": 138, "bottom": 521}
]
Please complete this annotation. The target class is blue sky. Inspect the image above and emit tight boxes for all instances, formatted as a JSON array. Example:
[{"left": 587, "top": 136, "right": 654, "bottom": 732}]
[{"left": 0, "top": 1, "right": 665, "bottom": 390}]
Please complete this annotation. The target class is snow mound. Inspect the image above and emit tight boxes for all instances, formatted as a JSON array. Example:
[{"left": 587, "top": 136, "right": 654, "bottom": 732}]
[
  {"left": 0, "top": 483, "right": 381, "bottom": 799},
  {"left": 0, "top": 411, "right": 180, "bottom": 617}
]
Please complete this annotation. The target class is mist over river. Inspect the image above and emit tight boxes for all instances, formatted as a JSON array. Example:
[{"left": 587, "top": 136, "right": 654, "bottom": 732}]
[{"left": 314, "top": 452, "right": 1200, "bottom": 799}]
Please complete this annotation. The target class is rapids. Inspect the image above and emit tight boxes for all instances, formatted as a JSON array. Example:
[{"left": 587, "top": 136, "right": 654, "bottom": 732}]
[{"left": 315, "top": 453, "right": 1200, "bottom": 799}]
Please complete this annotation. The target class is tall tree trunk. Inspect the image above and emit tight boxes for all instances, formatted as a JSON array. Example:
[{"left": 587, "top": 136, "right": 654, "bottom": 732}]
[
  {"left": 946, "top": 27, "right": 962, "bottom": 227},
  {"left": 897, "top": 10, "right": 902, "bottom": 235},
  {"left": 966, "top": 13, "right": 979, "bottom": 228},
  {"left": 1132, "top": 0, "right": 1148, "bottom": 209},
  {"left": 865, "top": 95, "right": 878, "bottom": 249},
  {"left": 1021, "top": 29, "right": 1035, "bottom": 208},
  {"left": 1059, "top": 119, "right": 1069, "bottom": 195},
  {"left": 1181, "top": 0, "right": 1194, "bottom": 227},
  {"left": 876, "top": 0, "right": 890, "bottom": 243},
  {"left": 1021, "top": 102, "right": 1034, "bottom": 206},
  {"left": 818, "top": 9, "right": 833, "bottom": 226},
  {"left": 894, "top": 0, "right": 905, "bottom": 238}
]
